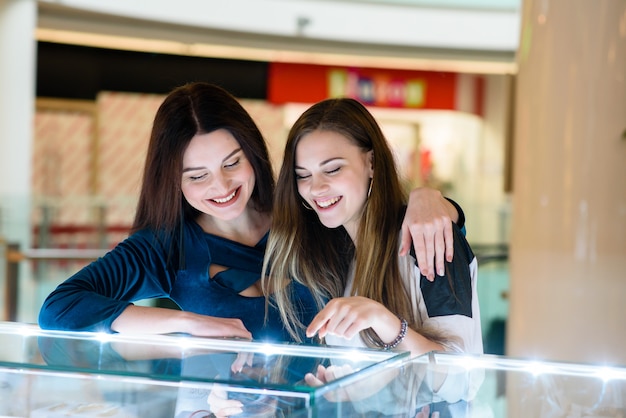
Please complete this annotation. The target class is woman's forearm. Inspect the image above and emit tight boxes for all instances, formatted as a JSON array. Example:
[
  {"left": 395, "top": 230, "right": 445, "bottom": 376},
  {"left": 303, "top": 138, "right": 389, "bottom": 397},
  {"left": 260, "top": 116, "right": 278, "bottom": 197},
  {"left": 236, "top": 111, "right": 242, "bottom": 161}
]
[{"left": 111, "top": 305, "right": 253, "bottom": 340}]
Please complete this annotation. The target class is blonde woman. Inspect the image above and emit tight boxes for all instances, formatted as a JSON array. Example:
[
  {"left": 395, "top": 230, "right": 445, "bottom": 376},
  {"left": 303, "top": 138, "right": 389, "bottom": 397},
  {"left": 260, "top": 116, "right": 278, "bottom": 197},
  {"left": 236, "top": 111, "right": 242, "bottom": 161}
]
[{"left": 263, "top": 98, "right": 482, "bottom": 411}]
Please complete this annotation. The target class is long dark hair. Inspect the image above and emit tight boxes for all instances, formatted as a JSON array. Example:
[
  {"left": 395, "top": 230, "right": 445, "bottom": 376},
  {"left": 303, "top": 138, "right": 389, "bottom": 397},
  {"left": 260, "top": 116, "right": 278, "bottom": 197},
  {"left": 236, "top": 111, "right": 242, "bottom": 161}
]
[{"left": 131, "top": 82, "right": 275, "bottom": 234}]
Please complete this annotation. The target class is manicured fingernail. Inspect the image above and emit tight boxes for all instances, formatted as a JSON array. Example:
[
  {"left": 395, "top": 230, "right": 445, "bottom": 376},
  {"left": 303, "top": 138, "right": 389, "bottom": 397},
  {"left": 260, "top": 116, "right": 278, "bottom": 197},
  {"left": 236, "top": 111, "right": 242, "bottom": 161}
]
[{"left": 438, "top": 269, "right": 444, "bottom": 276}]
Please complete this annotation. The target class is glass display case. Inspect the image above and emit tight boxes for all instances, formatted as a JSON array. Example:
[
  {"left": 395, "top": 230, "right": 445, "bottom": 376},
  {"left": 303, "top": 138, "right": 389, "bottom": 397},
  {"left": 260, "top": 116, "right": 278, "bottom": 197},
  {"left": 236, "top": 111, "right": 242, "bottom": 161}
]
[
  {"left": 0, "top": 321, "right": 408, "bottom": 417},
  {"left": 1, "top": 320, "right": 625, "bottom": 417},
  {"left": 329, "top": 351, "right": 626, "bottom": 417}
]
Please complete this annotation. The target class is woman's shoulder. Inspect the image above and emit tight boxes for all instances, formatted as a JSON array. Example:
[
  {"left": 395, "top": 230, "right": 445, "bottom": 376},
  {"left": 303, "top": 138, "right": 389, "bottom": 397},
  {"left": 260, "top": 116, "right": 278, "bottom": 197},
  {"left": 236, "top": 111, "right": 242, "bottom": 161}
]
[{"left": 117, "top": 222, "right": 206, "bottom": 260}]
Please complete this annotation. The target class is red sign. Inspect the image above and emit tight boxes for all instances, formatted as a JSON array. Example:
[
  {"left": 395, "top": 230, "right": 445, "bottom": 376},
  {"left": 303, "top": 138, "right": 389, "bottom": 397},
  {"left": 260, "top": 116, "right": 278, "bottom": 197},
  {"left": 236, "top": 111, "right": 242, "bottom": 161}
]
[{"left": 267, "top": 62, "right": 458, "bottom": 110}]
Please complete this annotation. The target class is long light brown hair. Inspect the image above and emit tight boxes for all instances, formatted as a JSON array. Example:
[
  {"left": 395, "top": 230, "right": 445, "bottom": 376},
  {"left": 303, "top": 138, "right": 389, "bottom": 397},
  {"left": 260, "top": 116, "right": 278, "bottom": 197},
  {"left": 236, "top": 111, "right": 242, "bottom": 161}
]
[{"left": 263, "top": 98, "right": 418, "bottom": 344}]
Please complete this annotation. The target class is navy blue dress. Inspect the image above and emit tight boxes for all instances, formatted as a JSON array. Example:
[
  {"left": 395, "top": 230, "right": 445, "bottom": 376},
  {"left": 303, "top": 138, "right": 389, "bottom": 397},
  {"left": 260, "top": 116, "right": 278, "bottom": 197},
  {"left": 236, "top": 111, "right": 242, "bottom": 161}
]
[{"left": 38, "top": 220, "right": 318, "bottom": 343}]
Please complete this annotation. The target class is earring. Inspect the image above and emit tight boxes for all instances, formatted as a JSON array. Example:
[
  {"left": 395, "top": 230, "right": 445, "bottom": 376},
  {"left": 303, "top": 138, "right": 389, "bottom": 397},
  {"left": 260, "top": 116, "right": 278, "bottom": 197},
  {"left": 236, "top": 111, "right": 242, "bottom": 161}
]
[
  {"left": 302, "top": 199, "right": 313, "bottom": 210},
  {"left": 367, "top": 178, "right": 373, "bottom": 198}
]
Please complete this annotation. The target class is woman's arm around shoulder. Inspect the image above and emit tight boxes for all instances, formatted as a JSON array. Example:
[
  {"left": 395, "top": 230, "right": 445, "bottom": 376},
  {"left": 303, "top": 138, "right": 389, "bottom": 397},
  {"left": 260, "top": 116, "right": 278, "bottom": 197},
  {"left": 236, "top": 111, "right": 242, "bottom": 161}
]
[{"left": 400, "top": 187, "right": 465, "bottom": 281}]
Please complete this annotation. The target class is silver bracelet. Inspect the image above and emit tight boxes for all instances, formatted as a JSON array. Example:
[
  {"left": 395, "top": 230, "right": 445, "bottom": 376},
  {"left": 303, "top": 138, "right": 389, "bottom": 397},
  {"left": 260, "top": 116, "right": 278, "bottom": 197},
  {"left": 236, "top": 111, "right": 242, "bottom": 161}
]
[{"left": 382, "top": 318, "right": 408, "bottom": 350}]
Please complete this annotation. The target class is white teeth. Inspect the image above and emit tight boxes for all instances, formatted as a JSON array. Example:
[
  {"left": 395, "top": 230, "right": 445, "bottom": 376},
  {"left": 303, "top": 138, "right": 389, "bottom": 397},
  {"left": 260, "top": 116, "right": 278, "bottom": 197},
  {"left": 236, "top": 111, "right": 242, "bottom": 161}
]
[
  {"left": 213, "top": 190, "right": 236, "bottom": 203},
  {"left": 316, "top": 197, "right": 340, "bottom": 208}
]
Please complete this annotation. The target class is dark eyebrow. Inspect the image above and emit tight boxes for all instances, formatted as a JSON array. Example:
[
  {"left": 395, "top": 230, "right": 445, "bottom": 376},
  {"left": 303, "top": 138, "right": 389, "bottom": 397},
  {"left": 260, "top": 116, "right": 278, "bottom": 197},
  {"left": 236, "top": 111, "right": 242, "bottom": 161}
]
[
  {"left": 183, "top": 148, "right": 242, "bottom": 173},
  {"left": 295, "top": 157, "right": 343, "bottom": 170},
  {"left": 224, "top": 147, "right": 242, "bottom": 160}
]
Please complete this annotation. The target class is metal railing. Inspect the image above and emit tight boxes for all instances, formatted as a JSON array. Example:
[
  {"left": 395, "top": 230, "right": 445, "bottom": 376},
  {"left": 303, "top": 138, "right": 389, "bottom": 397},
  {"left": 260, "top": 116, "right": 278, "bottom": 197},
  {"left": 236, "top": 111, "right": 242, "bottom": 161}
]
[{"left": 1, "top": 240, "right": 106, "bottom": 321}]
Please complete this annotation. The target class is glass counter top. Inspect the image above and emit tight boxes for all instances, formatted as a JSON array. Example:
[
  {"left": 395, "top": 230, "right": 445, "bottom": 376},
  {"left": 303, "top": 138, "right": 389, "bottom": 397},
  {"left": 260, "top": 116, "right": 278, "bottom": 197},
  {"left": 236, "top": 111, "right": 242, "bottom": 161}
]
[
  {"left": 0, "top": 321, "right": 407, "bottom": 417},
  {"left": 2, "top": 320, "right": 625, "bottom": 417},
  {"left": 324, "top": 350, "right": 626, "bottom": 417}
]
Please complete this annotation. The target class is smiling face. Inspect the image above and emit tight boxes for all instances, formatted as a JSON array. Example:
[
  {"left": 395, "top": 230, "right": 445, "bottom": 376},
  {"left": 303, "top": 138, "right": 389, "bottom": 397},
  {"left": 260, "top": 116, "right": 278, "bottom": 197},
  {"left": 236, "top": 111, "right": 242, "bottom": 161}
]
[
  {"left": 295, "top": 129, "right": 373, "bottom": 241},
  {"left": 181, "top": 129, "right": 256, "bottom": 223}
]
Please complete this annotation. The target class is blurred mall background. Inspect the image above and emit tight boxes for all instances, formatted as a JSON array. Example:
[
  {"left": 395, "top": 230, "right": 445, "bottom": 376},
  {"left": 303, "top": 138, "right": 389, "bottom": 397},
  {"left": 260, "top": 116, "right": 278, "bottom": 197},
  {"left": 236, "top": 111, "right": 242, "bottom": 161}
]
[{"left": 0, "top": 0, "right": 624, "bottom": 366}]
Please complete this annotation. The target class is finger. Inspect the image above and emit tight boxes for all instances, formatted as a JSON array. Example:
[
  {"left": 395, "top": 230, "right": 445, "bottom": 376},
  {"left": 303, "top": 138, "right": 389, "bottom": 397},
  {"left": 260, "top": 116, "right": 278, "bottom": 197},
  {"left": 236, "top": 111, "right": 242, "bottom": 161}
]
[
  {"left": 207, "top": 388, "right": 243, "bottom": 411},
  {"left": 328, "top": 364, "right": 352, "bottom": 379},
  {"left": 208, "top": 385, "right": 227, "bottom": 401},
  {"left": 325, "top": 314, "right": 352, "bottom": 338},
  {"left": 233, "top": 327, "right": 253, "bottom": 341},
  {"left": 304, "top": 372, "right": 324, "bottom": 386},
  {"left": 444, "top": 221, "right": 454, "bottom": 263},
  {"left": 415, "top": 404, "right": 430, "bottom": 418},
  {"left": 342, "top": 318, "right": 368, "bottom": 340},
  {"left": 306, "top": 321, "right": 321, "bottom": 338},
  {"left": 222, "top": 322, "right": 252, "bottom": 341},
  {"left": 317, "top": 322, "right": 329, "bottom": 339},
  {"left": 313, "top": 364, "right": 327, "bottom": 381},
  {"left": 424, "top": 226, "right": 436, "bottom": 281},
  {"left": 434, "top": 224, "right": 446, "bottom": 277},
  {"left": 230, "top": 319, "right": 254, "bottom": 341},
  {"left": 230, "top": 352, "right": 250, "bottom": 373},
  {"left": 322, "top": 365, "right": 345, "bottom": 382},
  {"left": 412, "top": 230, "right": 434, "bottom": 280},
  {"left": 306, "top": 317, "right": 328, "bottom": 338},
  {"left": 306, "top": 309, "right": 334, "bottom": 338}
]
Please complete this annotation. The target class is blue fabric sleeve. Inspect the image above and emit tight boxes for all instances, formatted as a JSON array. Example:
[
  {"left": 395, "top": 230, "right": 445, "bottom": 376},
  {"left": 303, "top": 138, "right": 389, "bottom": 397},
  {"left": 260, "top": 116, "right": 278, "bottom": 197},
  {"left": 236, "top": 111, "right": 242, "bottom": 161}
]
[{"left": 38, "top": 229, "right": 178, "bottom": 333}]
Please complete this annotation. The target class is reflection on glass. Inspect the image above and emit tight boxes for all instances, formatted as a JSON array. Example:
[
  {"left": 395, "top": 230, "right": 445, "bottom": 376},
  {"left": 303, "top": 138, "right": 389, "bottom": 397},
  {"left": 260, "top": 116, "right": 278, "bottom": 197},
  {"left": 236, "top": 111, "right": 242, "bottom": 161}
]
[{"left": 1, "top": 323, "right": 625, "bottom": 417}]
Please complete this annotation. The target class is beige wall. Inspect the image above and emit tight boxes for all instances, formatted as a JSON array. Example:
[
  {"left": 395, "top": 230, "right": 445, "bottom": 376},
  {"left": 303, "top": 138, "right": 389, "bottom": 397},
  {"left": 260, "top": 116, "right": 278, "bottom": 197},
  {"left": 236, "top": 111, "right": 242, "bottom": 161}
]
[{"left": 507, "top": 0, "right": 626, "bottom": 366}]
